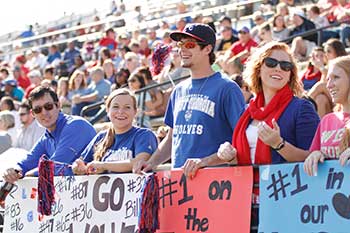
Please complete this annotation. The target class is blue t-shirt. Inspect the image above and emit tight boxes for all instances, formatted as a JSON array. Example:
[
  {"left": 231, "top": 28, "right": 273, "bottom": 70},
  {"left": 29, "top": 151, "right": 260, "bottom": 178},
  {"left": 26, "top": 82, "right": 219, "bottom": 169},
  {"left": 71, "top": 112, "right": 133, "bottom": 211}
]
[
  {"left": 11, "top": 87, "right": 24, "bottom": 101},
  {"left": 81, "top": 126, "right": 158, "bottom": 163},
  {"left": 89, "top": 79, "right": 111, "bottom": 101},
  {"left": 165, "top": 72, "right": 245, "bottom": 168},
  {"left": 17, "top": 113, "right": 96, "bottom": 176}
]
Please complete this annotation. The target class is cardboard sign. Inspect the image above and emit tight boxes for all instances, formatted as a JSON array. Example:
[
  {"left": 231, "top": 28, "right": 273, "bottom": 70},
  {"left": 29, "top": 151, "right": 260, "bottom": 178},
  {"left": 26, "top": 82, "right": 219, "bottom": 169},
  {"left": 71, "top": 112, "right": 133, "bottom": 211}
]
[
  {"left": 259, "top": 161, "right": 350, "bottom": 233},
  {"left": 156, "top": 166, "right": 253, "bottom": 233},
  {"left": 3, "top": 174, "right": 145, "bottom": 233}
]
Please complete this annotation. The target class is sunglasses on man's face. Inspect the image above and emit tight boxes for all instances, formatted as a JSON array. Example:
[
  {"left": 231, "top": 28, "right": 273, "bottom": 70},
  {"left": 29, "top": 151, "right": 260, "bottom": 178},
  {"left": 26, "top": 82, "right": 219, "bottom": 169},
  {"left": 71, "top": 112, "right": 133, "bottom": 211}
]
[
  {"left": 263, "top": 57, "right": 294, "bottom": 72},
  {"left": 176, "top": 41, "right": 208, "bottom": 49},
  {"left": 32, "top": 102, "right": 57, "bottom": 114}
]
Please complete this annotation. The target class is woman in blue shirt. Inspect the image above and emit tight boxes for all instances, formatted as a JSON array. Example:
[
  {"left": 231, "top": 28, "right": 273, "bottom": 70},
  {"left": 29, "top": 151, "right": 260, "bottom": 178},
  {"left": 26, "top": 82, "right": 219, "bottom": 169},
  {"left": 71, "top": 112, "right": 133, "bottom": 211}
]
[{"left": 72, "top": 88, "right": 158, "bottom": 174}]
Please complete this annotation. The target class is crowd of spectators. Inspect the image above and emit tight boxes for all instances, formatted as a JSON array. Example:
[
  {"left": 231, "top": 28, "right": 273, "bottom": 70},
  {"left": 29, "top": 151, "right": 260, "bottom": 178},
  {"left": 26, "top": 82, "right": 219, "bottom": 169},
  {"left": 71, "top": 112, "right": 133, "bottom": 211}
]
[{"left": 1, "top": 1, "right": 350, "bottom": 231}]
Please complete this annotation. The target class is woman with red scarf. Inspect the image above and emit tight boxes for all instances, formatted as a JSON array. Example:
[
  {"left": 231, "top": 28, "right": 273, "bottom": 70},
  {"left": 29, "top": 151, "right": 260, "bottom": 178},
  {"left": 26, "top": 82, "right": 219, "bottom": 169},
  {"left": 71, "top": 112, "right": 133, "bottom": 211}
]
[
  {"left": 217, "top": 41, "right": 320, "bottom": 191},
  {"left": 217, "top": 41, "right": 320, "bottom": 231}
]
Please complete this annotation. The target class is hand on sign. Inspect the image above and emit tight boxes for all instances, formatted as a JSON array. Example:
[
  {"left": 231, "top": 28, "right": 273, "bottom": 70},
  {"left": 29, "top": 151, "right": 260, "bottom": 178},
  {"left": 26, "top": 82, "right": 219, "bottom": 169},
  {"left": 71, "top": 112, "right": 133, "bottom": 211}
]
[
  {"left": 86, "top": 162, "right": 105, "bottom": 174},
  {"left": 132, "top": 159, "right": 153, "bottom": 174},
  {"left": 72, "top": 158, "right": 88, "bottom": 175},
  {"left": 303, "top": 150, "right": 325, "bottom": 176},
  {"left": 182, "top": 158, "right": 205, "bottom": 180},
  {"left": 339, "top": 147, "right": 350, "bottom": 166},
  {"left": 2, "top": 168, "right": 22, "bottom": 183},
  {"left": 217, "top": 142, "right": 237, "bottom": 163},
  {"left": 257, "top": 119, "right": 282, "bottom": 149}
]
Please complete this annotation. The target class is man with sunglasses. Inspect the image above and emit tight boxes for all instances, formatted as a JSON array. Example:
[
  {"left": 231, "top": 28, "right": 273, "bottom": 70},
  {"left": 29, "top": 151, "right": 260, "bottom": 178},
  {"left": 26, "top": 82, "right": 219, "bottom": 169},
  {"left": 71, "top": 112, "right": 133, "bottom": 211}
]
[
  {"left": 134, "top": 23, "right": 245, "bottom": 178},
  {"left": 3, "top": 86, "right": 96, "bottom": 183}
]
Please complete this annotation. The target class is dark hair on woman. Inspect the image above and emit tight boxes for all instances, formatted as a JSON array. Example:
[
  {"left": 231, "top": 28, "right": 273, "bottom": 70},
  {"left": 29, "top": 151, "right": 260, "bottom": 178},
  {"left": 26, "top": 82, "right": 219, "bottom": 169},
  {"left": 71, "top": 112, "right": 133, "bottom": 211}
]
[
  {"left": 272, "top": 14, "right": 286, "bottom": 29},
  {"left": 137, "top": 66, "right": 153, "bottom": 81},
  {"left": 99, "top": 47, "right": 112, "bottom": 65},
  {"left": 0, "top": 96, "right": 15, "bottom": 111},
  {"left": 131, "top": 73, "right": 146, "bottom": 88},
  {"left": 324, "top": 38, "right": 347, "bottom": 57}
]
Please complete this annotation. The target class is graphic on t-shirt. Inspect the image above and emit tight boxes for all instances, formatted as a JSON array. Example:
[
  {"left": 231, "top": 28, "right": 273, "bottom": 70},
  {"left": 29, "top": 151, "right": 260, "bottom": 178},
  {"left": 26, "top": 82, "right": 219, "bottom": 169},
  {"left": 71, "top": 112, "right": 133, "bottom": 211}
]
[
  {"left": 174, "top": 94, "right": 215, "bottom": 122},
  {"left": 104, "top": 147, "right": 133, "bottom": 161},
  {"left": 320, "top": 128, "right": 345, "bottom": 158}
]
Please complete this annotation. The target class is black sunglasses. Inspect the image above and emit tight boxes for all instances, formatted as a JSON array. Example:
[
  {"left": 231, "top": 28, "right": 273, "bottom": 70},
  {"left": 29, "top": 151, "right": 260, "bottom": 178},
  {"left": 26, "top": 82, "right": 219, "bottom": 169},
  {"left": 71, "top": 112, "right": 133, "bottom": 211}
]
[
  {"left": 32, "top": 102, "right": 57, "bottom": 114},
  {"left": 128, "top": 79, "right": 137, "bottom": 83},
  {"left": 264, "top": 57, "right": 294, "bottom": 72}
]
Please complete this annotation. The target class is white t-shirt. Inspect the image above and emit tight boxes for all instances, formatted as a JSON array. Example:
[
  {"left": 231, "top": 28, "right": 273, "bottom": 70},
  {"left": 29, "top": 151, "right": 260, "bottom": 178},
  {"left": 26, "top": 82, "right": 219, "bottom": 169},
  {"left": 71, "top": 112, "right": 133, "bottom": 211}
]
[{"left": 246, "top": 124, "right": 258, "bottom": 163}]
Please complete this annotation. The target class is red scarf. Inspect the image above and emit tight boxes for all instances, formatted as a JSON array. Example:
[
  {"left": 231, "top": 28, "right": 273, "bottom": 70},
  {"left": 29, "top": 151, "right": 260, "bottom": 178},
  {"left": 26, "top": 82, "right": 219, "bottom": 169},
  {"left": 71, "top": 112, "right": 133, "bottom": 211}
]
[
  {"left": 232, "top": 85, "right": 293, "bottom": 198},
  {"left": 233, "top": 84, "right": 293, "bottom": 165},
  {"left": 301, "top": 65, "right": 321, "bottom": 82}
]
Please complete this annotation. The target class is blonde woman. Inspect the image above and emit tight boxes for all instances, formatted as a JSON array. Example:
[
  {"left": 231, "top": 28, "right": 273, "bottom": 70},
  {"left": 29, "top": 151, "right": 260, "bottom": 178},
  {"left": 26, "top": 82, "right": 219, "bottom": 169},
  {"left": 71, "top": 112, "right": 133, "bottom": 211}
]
[
  {"left": 72, "top": 89, "right": 158, "bottom": 174},
  {"left": 304, "top": 55, "right": 350, "bottom": 176}
]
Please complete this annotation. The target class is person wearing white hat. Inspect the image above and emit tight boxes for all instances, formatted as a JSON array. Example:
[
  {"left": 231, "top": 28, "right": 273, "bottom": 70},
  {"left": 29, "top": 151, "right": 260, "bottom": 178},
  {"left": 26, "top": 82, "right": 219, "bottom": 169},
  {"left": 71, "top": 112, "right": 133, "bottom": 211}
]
[{"left": 289, "top": 8, "right": 318, "bottom": 61}]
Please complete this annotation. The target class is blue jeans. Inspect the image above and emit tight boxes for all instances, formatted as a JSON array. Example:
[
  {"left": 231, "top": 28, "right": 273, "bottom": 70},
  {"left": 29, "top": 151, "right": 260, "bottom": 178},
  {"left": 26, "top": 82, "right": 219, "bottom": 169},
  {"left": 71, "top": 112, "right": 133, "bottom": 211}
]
[{"left": 341, "top": 26, "right": 350, "bottom": 47}]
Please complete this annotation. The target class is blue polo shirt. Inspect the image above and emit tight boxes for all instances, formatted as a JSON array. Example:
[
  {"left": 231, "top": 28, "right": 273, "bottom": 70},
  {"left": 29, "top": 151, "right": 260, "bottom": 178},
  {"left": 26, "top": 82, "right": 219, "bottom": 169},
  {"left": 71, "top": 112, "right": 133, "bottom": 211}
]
[{"left": 17, "top": 112, "right": 96, "bottom": 176}]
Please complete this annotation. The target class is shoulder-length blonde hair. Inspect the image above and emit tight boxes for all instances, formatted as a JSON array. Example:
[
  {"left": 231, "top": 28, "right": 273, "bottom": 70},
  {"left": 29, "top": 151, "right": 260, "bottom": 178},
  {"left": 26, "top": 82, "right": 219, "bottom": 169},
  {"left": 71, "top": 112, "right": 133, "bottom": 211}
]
[
  {"left": 69, "top": 70, "right": 87, "bottom": 91},
  {"left": 93, "top": 88, "right": 137, "bottom": 161},
  {"left": 243, "top": 41, "right": 303, "bottom": 97}
]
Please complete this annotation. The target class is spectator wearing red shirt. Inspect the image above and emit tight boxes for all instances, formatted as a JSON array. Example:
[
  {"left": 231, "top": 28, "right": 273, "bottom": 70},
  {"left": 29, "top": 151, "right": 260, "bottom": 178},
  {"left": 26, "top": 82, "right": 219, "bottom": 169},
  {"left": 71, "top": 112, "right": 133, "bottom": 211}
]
[
  {"left": 229, "top": 26, "right": 258, "bottom": 63},
  {"left": 14, "top": 55, "right": 31, "bottom": 89},
  {"left": 99, "top": 28, "right": 118, "bottom": 51},
  {"left": 24, "top": 70, "right": 42, "bottom": 99}
]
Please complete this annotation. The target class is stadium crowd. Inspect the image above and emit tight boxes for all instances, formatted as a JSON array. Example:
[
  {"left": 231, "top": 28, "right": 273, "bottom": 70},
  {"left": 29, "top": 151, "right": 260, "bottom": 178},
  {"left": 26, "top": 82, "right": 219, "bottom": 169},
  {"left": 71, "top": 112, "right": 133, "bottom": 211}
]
[{"left": 1, "top": 0, "right": 350, "bottom": 231}]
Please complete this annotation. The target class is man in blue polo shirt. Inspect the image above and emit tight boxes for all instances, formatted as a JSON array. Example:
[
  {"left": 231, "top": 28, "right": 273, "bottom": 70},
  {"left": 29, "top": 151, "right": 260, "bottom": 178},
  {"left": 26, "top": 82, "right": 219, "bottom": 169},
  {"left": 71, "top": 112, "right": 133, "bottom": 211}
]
[{"left": 3, "top": 86, "right": 96, "bottom": 182}]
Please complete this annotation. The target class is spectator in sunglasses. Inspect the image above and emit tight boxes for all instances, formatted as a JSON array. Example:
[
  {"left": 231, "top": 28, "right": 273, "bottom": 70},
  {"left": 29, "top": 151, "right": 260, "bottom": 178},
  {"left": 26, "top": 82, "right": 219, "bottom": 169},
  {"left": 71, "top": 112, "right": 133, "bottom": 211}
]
[
  {"left": 133, "top": 23, "right": 245, "bottom": 178},
  {"left": 216, "top": 42, "right": 319, "bottom": 219},
  {"left": 2, "top": 86, "right": 96, "bottom": 184}
]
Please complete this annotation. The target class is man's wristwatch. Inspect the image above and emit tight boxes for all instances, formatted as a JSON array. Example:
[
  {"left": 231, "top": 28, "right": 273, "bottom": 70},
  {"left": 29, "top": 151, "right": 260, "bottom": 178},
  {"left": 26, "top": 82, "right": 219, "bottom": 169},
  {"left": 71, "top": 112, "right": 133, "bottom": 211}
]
[{"left": 272, "top": 139, "right": 285, "bottom": 151}]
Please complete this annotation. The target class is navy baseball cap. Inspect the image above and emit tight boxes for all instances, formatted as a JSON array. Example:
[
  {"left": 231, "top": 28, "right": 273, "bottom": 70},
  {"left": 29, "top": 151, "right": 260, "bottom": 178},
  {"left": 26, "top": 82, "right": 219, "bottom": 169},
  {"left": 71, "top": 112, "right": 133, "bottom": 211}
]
[
  {"left": 2, "top": 78, "right": 17, "bottom": 86},
  {"left": 170, "top": 23, "right": 216, "bottom": 48}
]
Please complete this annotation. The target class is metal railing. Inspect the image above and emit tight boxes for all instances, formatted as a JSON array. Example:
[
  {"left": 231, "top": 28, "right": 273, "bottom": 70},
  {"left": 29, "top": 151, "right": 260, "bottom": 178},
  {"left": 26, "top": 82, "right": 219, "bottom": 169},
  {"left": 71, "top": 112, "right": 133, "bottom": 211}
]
[
  {"left": 281, "top": 19, "right": 350, "bottom": 46},
  {"left": 80, "top": 74, "right": 190, "bottom": 124}
]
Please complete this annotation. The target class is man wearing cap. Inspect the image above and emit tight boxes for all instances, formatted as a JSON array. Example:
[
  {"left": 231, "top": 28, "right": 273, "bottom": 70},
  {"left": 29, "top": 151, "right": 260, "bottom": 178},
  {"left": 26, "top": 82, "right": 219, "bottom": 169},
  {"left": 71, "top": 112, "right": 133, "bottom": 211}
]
[
  {"left": 289, "top": 9, "right": 318, "bottom": 61},
  {"left": 134, "top": 23, "right": 245, "bottom": 178},
  {"left": 2, "top": 78, "right": 24, "bottom": 101},
  {"left": 228, "top": 26, "right": 258, "bottom": 63},
  {"left": 217, "top": 26, "right": 238, "bottom": 51}
]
